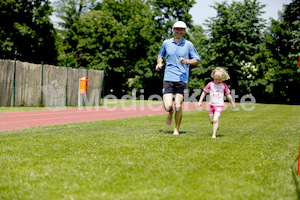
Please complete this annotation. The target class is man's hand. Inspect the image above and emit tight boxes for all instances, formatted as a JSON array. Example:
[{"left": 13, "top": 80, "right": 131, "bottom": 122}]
[
  {"left": 156, "top": 63, "right": 163, "bottom": 71},
  {"left": 179, "top": 57, "right": 187, "bottom": 64}
]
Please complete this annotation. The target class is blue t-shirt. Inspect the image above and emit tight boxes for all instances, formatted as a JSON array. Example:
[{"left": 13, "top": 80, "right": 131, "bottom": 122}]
[{"left": 158, "top": 37, "right": 200, "bottom": 83}]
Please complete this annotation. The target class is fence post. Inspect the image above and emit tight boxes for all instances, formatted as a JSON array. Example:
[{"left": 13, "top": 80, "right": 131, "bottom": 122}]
[
  {"left": 101, "top": 69, "right": 105, "bottom": 105},
  {"left": 66, "top": 64, "right": 68, "bottom": 107},
  {"left": 13, "top": 58, "right": 17, "bottom": 107},
  {"left": 40, "top": 61, "right": 44, "bottom": 107}
]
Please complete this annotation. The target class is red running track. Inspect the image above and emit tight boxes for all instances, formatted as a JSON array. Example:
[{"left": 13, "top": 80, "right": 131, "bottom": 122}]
[{"left": 0, "top": 102, "right": 226, "bottom": 131}]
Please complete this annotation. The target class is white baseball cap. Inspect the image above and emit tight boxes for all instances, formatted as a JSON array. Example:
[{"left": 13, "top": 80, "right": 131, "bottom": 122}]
[{"left": 173, "top": 21, "right": 187, "bottom": 29}]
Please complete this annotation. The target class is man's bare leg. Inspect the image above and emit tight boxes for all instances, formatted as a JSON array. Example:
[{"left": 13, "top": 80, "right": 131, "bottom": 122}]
[
  {"left": 173, "top": 94, "right": 184, "bottom": 135},
  {"left": 166, "top": 110, "right": 174, "bottom": 125},
  {"left": 163, "top": 94, "right": 174, "bottom": 125},
  {"left": 173, "top": 109, "right": 182, "bottom": 135}
]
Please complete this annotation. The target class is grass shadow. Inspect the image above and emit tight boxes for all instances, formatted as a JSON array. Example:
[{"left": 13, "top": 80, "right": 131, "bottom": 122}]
[
  {"left": 158, "top": 130, "right": 189, "bottom": 134},
  {"left": 291, "top": 156, "right": 300, "bottom": 200},
  {"left": 205, "top": 133, "right": 226, "bottom": 138}
]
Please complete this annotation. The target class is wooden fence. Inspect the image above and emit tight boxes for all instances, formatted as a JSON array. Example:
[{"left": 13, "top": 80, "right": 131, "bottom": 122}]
[{"left": 0, "top": 59, "right": 105, "bottom": 107}]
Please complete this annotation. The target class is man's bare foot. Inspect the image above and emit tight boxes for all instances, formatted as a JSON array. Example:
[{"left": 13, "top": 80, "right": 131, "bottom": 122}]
[
  {"left": 166, "top": 111, "right": 173, "bottom": 125},
  {"left": 173, "top": 128, "right": 179, "bottom": 135},
  {"left": 212, "top": 135, "right": 216, "bottom": 138}
]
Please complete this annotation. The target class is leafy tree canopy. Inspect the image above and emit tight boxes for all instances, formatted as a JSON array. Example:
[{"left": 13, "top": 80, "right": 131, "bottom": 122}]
[{"left": 0, "top": 0, "right": 57, "bottom": 64}]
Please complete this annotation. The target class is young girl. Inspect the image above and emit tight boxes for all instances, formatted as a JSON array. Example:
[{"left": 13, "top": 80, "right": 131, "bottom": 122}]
[{"left": 198, "top": 67, "right": 235, "bottom": 138}]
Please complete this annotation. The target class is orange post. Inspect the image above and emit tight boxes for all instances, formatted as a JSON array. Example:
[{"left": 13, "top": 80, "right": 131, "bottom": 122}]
[{"left": 80, "top": 77, "right": 88, "bottom": 95}]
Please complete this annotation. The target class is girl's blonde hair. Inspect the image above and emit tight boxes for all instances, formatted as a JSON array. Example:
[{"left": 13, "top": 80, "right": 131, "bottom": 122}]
[{"left": 211, "top": 67, "right": 230, "bottom": 81}]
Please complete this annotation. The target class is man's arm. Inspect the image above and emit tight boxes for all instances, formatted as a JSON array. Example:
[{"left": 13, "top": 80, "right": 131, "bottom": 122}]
[
  {"left": 179, "top": 58, "right": 199, "bottom": 66},
  {"left": 156, "top": 57, "right": 163, "bottom": 71}
]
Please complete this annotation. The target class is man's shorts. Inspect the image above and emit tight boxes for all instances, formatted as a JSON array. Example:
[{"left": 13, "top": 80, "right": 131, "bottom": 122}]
[
  {"left": 208, "top": 105, "right": 224, "bottom": 114},
  {"left": 162, "top": 81, "right": 187, "bottom": 95}
]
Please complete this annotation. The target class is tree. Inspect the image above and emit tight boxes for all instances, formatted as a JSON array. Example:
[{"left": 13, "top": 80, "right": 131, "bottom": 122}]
[
  {"left": 206, "top": 0, "right": 266, "bottom": 98},
  {"left": 52, "top": 0, "right": 97, "bottom": 66},
  {"left": 145, "top": 0, "right": 197, "bottom": 96},
  {"left": 263, "top": 0, "right": 300, "bottom": 103},
  {"left": 75, "top": 0, "right": 157, "bottom": 97},
  {"left": 0, "top": 0, "right": 58, "bottom": 64},
  {"left": 188, "top": 25, "right": 211, "bottom": 94},
  {"left": 52, "top": 0, "right": 197, "bottom": 97},
  {"left": 148, "top": 0, "right": 196, "bottom": 40}
]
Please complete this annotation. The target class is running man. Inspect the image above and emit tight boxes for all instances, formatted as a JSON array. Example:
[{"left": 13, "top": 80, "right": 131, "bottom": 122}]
[{"left": 156, "top": 21, "right": 200, "bottom": 135}]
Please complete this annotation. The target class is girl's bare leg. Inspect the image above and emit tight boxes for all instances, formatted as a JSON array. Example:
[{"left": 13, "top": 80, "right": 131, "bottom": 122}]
[{"left": 212, "top": 112, "right": 221, "bottom": 138}]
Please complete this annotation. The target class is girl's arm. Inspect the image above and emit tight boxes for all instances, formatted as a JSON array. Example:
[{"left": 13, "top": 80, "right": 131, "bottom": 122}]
[
  {"left": 198, "top": 91, "right": 207, "bottom": 108},
  {"left": 226, "top": 94, "right": 235, "bottom": 110}
]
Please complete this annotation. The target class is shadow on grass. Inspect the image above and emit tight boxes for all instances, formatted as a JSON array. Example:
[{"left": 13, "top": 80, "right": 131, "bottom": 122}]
[
  {"left": 207, "top": 134, "right": 226, "bottom": 138},
  {"left": 291, "top": 156, "right": 300, "bottom": 200},
  {"left": 158, "top": 130, "right": 213, "bottom": 135},
  {"left": 158, "top": 130, "right": 188, "bottom": 134}
]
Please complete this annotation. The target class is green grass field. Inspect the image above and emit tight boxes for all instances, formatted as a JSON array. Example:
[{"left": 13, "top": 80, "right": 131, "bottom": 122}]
[{"left": 0, "top": 103, "right": 299, "bottom": 200}]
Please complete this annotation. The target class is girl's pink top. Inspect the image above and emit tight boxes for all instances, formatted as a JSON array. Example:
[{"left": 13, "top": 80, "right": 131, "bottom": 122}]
[{"left": 203, "top": 81, "right": 230, "bottom": 106}]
